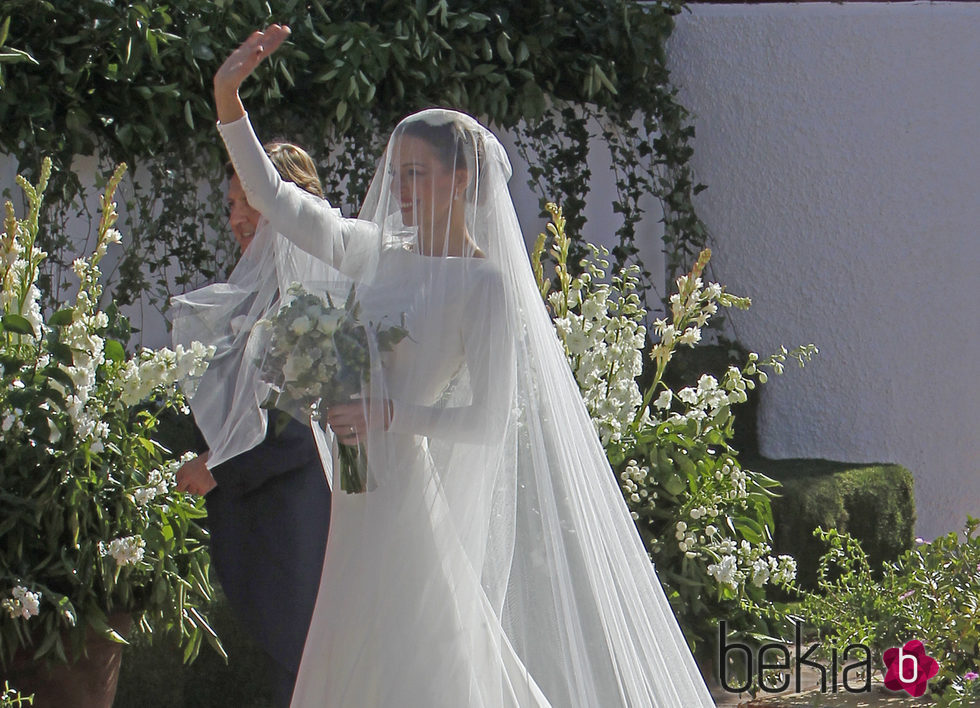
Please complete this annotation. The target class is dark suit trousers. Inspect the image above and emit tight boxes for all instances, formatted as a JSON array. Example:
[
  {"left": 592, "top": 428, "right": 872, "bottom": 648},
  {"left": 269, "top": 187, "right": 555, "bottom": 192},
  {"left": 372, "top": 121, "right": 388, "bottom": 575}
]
[{"left": 204, "top": 411, "right": 331, "bottom": 706}]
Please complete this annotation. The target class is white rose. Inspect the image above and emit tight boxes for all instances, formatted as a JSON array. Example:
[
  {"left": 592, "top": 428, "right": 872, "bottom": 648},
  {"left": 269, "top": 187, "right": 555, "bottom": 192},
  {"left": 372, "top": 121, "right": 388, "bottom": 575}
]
[{"left": 290, "top": 315, "right": 313, "bottom": 336}]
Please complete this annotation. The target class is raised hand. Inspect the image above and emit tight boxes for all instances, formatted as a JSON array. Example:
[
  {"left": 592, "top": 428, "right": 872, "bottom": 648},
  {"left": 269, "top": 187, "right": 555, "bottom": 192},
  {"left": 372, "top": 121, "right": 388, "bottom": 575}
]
[{"left": 214, "top": 24, "right": 292, "bottom": 124}]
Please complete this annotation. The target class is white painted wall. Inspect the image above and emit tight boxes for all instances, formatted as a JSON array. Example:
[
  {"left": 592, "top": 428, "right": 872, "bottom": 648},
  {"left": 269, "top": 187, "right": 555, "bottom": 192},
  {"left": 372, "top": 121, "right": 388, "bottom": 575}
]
[{"left": 667, "top": 2, "right": 980, "bottom": 538}]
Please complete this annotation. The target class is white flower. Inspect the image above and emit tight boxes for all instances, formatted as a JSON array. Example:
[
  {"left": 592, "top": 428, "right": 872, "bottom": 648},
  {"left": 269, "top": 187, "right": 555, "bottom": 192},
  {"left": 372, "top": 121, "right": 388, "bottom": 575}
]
[
  {"left": 771, "top": 556, "right": 797, "bottom": 585},
  {"left": 134, "top": 487, "right": 156, "bottom": 506},
  {"left": 564, "top": 326, "right": 591, "bottom": 357},
  {"left": 282, "top": 351, "right": 314, "bottom": 381},
  {"left": 3, "top": 586, "right": 41, "bottom": 620},
  {"left": 677, "top": 387, "right": 698, "bottom": 405},
  {"left": 707, "top": 555, "right": 739, "bottom": 588},
  {"left": 290, "top": 315, "right": 313, "bottom": 336},
  {"left": 678, "top": 327, "right": 701, "bottom": 346},
  {"left": 653, "top": 389, "right": 672, "bottom": 410},
  {"left": 101, "top": 536, "right": 145, "bottom": 567},
  {"left": 751, "top": 558, "right": 771, "bottom": 587}
]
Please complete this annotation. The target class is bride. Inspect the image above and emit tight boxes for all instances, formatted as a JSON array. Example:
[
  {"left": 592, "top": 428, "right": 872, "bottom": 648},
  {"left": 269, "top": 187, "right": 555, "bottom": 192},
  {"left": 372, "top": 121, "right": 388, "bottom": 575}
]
[{"left": 212, "top": 24, "right": 715, "bottom": 708}]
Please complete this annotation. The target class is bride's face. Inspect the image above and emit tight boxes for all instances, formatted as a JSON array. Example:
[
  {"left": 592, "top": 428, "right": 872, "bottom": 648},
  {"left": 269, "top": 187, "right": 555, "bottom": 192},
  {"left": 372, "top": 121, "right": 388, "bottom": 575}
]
[{"left": 392, "top": 135, "right": 463, "bottom": 233}]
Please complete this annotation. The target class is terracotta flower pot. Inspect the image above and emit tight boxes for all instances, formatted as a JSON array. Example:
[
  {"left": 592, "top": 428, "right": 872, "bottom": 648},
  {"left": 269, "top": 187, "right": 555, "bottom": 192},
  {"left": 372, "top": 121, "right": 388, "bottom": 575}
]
[{"left": 3, "top": 613, "right": 131, "bottom": 708}]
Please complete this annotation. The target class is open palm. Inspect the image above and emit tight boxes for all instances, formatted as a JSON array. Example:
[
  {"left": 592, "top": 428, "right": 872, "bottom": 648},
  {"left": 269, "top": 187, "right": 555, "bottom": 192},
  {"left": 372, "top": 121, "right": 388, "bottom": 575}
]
[{"left": 214, "top": 24, "right": 291, "bottom": 94}]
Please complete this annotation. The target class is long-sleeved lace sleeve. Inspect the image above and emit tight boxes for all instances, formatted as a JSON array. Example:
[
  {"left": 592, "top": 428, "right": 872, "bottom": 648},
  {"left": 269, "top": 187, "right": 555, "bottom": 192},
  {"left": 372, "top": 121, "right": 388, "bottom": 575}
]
[
  {"left": 386, "top": 269, "right": 515, "bottom": 445},
  {"left": 217, "top": 114, "right": 378, "bottom": 268}
]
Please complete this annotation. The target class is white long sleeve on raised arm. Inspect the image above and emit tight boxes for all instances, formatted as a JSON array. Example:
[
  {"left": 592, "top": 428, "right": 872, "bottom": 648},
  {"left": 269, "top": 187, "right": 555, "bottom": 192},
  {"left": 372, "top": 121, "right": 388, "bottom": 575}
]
[{"left": 217, "top": 114, "right": 379, "bottom": 270}]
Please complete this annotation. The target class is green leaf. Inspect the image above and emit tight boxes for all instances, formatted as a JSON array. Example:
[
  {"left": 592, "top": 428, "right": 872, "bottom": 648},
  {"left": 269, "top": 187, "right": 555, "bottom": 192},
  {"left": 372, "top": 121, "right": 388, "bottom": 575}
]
[
  {"left": 0, "top": 48, "right": 39, "bottom": 65},
  {"left": 48, "top": 308, "right": 75, "bottom": 326},
  {"left": 103, "top": 339, "right": 126, "bottom": 364},
  {"left": 0, "top": 353, "right": 25, "bottom": 370},
  {"left": 86, "top": 609, "right": 129, "bottom": 645},
  {"left": 2, "top": 313, "right": 36, "bottom": 336},
  {"left": 496, "top": 34, "right": 513, "bottom": 64},
  {"left": 48, "top": 341, "right": 74, "bottom": 367}
]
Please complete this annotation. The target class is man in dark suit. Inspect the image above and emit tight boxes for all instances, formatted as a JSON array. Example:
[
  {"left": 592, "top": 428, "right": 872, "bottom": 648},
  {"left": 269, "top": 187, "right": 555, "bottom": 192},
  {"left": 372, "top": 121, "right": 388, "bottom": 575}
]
[{"left": 176, "top": 144, "right": 331, "bottom": 706}]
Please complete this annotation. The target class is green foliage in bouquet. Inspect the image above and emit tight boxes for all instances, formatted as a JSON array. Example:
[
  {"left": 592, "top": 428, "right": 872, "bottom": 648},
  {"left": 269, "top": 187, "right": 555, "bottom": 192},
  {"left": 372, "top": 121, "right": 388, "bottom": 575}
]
[
  {"left": 796, "top": 519, "right": 980, "bottom": 706},
  {"left": 533, "top": 203, "right": 816, "bottom": 661},
  {"left": 0, "top": 160, "right": 221, "bottom": 668},
  {"left": 257, "top": 283, "right": 406, "bottom": 492}
]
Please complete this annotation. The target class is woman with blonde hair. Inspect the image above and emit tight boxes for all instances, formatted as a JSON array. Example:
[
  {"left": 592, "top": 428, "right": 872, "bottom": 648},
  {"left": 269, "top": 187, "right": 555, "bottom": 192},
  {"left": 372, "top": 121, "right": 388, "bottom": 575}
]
[{"left": 173, "top": 136, "right": 333, "bottom": 706}]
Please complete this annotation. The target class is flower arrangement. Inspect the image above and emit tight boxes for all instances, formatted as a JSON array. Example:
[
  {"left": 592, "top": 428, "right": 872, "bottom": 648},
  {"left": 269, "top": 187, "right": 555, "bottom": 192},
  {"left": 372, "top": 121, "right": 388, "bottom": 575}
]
[
  {"left": 257, "top": 283, "right": 406, "bottom": 493},
  {"left": 0, "top": 159, "right": 220, "bottom": 670},
  {"left": 533, "top": 203, "right": 816, "bottom": 659}
]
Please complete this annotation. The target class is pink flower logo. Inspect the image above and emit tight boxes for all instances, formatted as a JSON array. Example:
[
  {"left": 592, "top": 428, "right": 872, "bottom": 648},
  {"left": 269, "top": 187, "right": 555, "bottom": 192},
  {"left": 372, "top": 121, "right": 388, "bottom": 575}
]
[{"left": 883, "top": 640, "right": 939, "bottom": 697}]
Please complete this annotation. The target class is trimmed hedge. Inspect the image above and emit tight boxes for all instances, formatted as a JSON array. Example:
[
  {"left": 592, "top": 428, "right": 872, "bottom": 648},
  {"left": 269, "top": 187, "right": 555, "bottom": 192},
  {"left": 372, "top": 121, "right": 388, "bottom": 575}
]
[{"left": 749, "top": 457, "right": 916, "bottom": 590}]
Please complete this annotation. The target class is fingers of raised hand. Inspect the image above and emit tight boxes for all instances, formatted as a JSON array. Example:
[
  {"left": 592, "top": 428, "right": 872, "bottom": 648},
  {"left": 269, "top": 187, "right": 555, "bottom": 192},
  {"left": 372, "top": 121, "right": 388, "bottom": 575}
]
[{"left": 249, "top": 24, "right": 291, "bottom": 57}]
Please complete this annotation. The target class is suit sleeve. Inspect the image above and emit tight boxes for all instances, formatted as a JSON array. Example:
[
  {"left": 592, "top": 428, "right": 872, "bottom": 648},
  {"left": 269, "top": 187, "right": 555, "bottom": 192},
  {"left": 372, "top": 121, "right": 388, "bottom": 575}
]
[{"left": 209, "top": 411, "right": 321, "bottom": 496}]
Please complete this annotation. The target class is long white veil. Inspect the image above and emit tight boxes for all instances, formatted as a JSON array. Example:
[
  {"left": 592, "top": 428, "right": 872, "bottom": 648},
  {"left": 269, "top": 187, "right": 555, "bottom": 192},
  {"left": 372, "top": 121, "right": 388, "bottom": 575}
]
[{"left": 211, "top": 107, "right": 714, "bottom": 706}]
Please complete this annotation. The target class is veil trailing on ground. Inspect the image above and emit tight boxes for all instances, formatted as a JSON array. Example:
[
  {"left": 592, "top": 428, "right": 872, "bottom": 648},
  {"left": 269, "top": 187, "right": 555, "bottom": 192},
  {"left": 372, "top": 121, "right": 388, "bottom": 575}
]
[{"left": 214, "top": 107, "right": 714, "bottom": 706}]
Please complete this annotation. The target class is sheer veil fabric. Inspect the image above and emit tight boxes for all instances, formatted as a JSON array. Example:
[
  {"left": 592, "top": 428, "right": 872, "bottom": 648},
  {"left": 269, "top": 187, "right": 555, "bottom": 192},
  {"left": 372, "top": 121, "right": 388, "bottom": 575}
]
[
  {"left": 170, "top": 220, "right": 341, "bottom": 469},
  {"left": 215, "top": 108, "right": 715, "bottom": 707}
]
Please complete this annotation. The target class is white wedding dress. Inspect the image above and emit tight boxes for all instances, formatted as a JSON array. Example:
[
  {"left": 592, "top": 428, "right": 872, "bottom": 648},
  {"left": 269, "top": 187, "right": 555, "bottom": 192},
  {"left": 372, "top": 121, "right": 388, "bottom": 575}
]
[{"left": 217, "top": 110, "right": 715, "bottom": 707}]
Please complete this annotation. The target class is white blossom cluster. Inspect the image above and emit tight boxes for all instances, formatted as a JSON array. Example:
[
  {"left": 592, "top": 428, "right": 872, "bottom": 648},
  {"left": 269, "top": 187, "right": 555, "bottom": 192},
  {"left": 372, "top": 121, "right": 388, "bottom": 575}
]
[
  {"left": 704, "top": 536, "right": 797, "bottom": 590},
  {"left": 2, "top": 585, "right": 41, "bottom": 620},
  {"left": 100, "top": 535, "right": 146, "bottom": 567},
  {"left": 0, "top": 243, "right": 45, "bottom": 341},
  {"left": 550, "top": 252, "right": 647, "bottom": 444},
  {"left": 648, "top": 266, "right": 749, "bottom": 377},
  {"left": 536, "top": 215, "right": 811, "bottom": 604},
  {"left": 117, "top": 342, "right": 213, "bottom": 406},
  {"left": 134, "top": 454, "right": 188, "bottom": 507},
  {"left": 620, "top": 459, "right": 657, "bottom": 520}
]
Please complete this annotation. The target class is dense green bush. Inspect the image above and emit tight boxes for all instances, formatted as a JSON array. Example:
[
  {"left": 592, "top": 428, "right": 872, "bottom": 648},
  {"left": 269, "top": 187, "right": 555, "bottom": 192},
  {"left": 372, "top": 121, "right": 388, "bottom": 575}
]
[
  {"left": 798, "top": 519, "right": 980, "bottom": 706},
  {"left": 0, "top": 0, "right": 705, "bottom": 317},
  {"left": 752, "top": 458, "right": 916, "bottom": 589},
  {"left": 533, "top": 205, "right": 817, "bottom": 666}
]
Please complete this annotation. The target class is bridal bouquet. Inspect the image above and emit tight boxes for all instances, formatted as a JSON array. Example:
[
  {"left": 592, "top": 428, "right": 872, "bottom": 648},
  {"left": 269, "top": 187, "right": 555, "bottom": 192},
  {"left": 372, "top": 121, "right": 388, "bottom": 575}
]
[{"left": 257, "top": 283, "right": 406, "bottom": 493}]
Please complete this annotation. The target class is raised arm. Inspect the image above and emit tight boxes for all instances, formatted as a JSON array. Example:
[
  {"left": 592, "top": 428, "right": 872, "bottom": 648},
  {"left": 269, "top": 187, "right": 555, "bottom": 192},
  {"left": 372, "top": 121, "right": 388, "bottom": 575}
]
[{"left": 213, "top": 26, "right": 378, "bottom": 267}]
